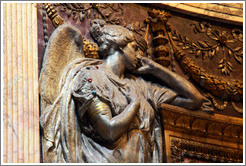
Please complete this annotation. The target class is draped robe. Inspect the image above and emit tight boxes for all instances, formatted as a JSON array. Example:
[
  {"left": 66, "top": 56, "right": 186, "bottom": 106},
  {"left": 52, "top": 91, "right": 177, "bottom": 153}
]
[{"left": 40, "top": 58, "right": 178, "bottom": 163}]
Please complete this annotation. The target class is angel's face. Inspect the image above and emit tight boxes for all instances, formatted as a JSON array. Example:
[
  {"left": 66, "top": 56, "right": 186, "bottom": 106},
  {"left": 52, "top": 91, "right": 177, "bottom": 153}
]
[
  {"left": 90, "top": 19, "right": 105, "bottom": 41},
  {"left": 121, "top": 41, "right": 140, "bottom": 71}
]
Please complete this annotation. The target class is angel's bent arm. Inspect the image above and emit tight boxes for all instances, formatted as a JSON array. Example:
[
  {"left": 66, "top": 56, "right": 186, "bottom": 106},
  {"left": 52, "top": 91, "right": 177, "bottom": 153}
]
[{"left": 86, "top": 97, "right": 139, "bottom": 142}]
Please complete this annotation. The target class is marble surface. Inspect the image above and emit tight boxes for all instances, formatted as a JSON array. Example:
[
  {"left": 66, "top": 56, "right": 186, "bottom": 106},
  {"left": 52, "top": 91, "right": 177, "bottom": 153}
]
[{"left": 2, "top": 3, "right": 40, "bottom": 163}]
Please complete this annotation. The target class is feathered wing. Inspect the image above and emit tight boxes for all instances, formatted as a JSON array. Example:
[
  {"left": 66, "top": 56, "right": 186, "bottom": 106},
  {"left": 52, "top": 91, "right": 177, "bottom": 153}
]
[
  {"left": 39, "top": 24, "right": 85, "bottom": 162},
  {"left": 39, "top": 24, "right": 85, "bottom": 113}
]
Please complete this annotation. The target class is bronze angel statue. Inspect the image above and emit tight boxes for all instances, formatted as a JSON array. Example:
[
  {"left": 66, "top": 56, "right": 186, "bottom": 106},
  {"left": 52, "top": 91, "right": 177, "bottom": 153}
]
[{"left": 39, "top": 19, "right": 212, "bottom": 163}]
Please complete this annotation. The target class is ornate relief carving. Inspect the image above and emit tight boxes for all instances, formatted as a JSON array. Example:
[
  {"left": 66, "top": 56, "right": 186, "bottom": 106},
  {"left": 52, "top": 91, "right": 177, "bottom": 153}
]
[
  {"left": 53, "top": 3, "right": 126, "bottom": 25},
  {"left": 57, "top": 3, "right": 147, "bottom": 37},
  {"left": 169, "top": 32, "right": 243, "bottom": 113},
  {"left": 174, "top": 48, "right": 242, "bottom": 101},
  {"left": 42, "top": 5, "right": 243, "bottom": 114},
  {"left": 54, "top": 3, "right": 91, "bottom": 22},
  {"left": 170, "top": 47, "right": 243, "bottom": 102},
  {"left": 45, "top": 3, "right": 147, "bottom": 39},
  {"left": 145, "top": 9, "right": 243, "bottom": 113},
  {"left": 40, "top": 14, "right": 213, "bottom": 162},
  {"left": 170, "top": 138, "right": 243, "bottom": 163},
  {"left": 90, "top": 3, "right": 125, "bottom": 25},
  {"left": 172, "top": 22, "right": 243, "bottom": 75}
]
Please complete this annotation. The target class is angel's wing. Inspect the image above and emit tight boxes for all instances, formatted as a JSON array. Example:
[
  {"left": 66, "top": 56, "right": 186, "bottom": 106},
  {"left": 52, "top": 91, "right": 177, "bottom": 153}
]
[
  {"left": 39, "top": 24, "right": 87, "bottom": 162},
  {"left": 39, "top": 24, "right": 85, "bottom": 114}
]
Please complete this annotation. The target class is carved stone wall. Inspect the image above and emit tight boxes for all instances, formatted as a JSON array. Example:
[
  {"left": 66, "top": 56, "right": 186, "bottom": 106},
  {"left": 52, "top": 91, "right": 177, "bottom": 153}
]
[{"left": 2, "top": 3, "right": 40, "bottom": 163}]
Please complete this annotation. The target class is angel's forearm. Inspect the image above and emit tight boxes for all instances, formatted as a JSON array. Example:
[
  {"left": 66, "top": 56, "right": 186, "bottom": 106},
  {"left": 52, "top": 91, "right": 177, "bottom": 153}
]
[
  {"left": 87, "top": 97, "right": 139, "bottom": 142},
  {"left": 109, "top": 101, "right": 139, "bottom": 138},
  {"left": 150, "top": 62, "right": 203, "bottom": 109}
]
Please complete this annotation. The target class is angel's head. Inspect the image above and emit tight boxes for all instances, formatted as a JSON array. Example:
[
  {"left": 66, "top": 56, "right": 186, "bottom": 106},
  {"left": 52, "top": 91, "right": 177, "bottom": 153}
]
[{"left": 90, "top": 19, "right": 136, "bottom": 58}]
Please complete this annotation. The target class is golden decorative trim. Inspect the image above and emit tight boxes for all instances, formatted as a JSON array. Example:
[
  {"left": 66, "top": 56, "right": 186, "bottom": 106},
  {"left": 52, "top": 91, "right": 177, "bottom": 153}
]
[
  {"left": 44, "top": 3, "right": 64, "bottom": 27},
  {"left": 147, "top": 9, "right": 171, "bottom": 67},
  {"left": 82, "top": 38, "right": 99, "bottom": 59},
  {"left": 170, "top": 138, "right": 243, "bottom": 163}
]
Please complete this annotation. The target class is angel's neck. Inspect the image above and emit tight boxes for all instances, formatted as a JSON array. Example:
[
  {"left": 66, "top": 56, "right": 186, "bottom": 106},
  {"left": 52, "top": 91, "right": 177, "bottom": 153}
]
[{"left": 105, "top": 52, "right": 125, "bottom": 79}]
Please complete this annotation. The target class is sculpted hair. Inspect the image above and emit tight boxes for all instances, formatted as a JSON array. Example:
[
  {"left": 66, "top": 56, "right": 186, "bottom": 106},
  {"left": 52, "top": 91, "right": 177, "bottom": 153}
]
[{"left": 90, "top": 20, "right": 136, "bottom": 58}]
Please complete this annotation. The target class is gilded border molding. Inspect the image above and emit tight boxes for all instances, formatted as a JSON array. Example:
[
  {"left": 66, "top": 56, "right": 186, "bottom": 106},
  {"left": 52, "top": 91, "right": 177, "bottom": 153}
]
[
  {"left": 160, "top": 104, "right": 243, "bottom": 142},
  {"left": 170, "top": 138, "right": 243, "bottom": 163}
]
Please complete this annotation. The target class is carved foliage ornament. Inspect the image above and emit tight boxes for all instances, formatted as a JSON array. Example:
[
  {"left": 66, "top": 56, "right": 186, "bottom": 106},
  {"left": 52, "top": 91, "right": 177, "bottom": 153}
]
[
  {"left": 172, "top": 22, "right": 243, "bottom": 75},
  {"left": 54, "top": 2, "right": 146, "bottom": 35},
  {"left": 55, "top": 3, "right": 92, "bottom": 22},
  {"left": 167, "top": 35, "right": 243, "bottom": 113}
]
